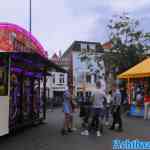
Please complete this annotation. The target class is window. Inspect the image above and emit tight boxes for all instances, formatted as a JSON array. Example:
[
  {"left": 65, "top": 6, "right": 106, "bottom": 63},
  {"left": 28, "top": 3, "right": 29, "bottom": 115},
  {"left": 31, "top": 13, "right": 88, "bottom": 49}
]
[
  {"left": 59, "top": 74, "right": 64, "bottom": 84},
  {"left": 81, "top": 43, "right": 87, "bottom": 50},
  {"left": 87, "top": 44, "right": 90, "bottom": 52},
  {"left": 94, "top": 74, "right": 97, "bottom": 83},
  {"left": 86, "top": 91, "right": 91, "bottom": 97},
  {"left": 89, "top": 44, "right": 96, "bottom": 50},
  {"left": 86, "top": 74, "right": 91, "bottom": 83},
  {"left": 52, "top": 74, "right": 55, "bottom": 84}
]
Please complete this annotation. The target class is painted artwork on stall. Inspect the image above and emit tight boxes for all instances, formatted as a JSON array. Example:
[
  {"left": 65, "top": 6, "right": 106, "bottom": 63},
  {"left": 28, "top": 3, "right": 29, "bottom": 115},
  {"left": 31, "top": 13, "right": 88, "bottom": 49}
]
[
  {"left": 0, "top": 23, "right": 48, "bottom": 58},
  {"left": 9, "top": 68, "right": 45, "bottom": 127}
]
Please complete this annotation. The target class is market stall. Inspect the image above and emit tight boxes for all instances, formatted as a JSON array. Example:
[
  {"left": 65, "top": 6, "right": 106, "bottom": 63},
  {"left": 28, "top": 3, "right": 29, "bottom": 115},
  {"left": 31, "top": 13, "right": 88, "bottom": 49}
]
[
  {"left": 0, "top": 52, "right": 51, "bottom": 136},
  {"left": 0, "top": 23, "right": 67, "bottom": 136},
  {"left": 118, "top": 57, "right": 150, "bottom": 117}
]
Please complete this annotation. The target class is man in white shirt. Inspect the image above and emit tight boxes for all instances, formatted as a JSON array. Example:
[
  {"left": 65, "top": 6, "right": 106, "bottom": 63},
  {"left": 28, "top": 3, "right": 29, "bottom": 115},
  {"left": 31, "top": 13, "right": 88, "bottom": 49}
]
[{"left": 81, "top": 81, "right": 107, "bottom": 137}]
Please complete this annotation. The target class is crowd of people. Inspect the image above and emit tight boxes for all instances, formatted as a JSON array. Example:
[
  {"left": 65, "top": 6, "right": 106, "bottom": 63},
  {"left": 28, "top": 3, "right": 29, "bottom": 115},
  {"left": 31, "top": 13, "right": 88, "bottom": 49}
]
[{"left": 61, "top": 81, "right": 128, "bottom": 137}]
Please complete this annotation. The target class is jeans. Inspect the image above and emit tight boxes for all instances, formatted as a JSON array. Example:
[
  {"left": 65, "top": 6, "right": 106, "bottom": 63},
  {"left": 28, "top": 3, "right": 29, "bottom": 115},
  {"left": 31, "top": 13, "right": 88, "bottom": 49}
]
[
  {"left": 81, "top": 105, "right": 91, "bottom": 130},
  {"left": 105, "top": 107, "right": 110, "bottom": 122},
  {"left": 111, "top": 106, "right": 122, "bottom": 129},
  {"left": 90, "top": 108, "right": 104, "bottom": 132}
]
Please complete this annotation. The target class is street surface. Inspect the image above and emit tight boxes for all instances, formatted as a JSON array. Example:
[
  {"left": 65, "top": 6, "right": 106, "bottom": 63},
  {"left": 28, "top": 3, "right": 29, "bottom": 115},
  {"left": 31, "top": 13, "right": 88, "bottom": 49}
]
[{"left": 0, "top": 108, "right": 150, "bottom": 150}]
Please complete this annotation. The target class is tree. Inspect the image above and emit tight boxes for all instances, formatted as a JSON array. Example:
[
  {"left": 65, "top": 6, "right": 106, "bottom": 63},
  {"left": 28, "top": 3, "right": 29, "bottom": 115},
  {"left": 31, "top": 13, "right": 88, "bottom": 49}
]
[{"left": 106, "top": 13, "right": 148, "bottom": 75}]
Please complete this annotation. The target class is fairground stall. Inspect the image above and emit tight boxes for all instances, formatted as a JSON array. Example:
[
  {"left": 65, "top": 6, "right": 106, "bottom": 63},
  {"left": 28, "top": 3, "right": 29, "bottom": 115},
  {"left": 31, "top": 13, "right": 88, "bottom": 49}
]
[
  {"left": 0, "top": 23, "right": 66, "bottom": 136},
  {"left": 118, "top": 58, "right": 150, "bottom": 117},
  {"left": 0, "top": 52, "right": 52, "bottom": 136}
]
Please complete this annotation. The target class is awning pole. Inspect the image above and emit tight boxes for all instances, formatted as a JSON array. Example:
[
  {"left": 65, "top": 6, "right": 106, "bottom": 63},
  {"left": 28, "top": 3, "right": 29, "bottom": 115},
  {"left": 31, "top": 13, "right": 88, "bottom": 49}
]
[{"left": 128, "top": 78, "right": 131, "bottom": 104}]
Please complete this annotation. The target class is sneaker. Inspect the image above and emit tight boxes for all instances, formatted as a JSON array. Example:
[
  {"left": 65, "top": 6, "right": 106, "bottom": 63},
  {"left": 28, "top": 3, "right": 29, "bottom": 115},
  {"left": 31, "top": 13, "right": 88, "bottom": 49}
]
[
  {"left": 68, "top": 128, "right": 73, "bottom": 133},
  {"left": 71, "top": 127, "right": 77, "bottom": 131},
  {"left": 81, "top": 130, "right": 89, "bottom": 136},
  {"left": 105, "top": 122, "right": 109, "bottom": 126},
  {"left": 96, "top": 131, "right": 102, "bottom": 137},
  {"left": 61, "top": 129, "right": 68, "bottom": 136},
  {"left": 109, "top": 127, "right": 114, "bottom": 130}
]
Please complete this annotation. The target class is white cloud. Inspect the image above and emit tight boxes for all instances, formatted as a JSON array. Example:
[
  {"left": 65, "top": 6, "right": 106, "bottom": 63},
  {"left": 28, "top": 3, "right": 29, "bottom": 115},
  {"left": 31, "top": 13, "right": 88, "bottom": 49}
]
[
  {"left": 108, "top": 0, "right": 150, "bottom": 12},
  {"left": 0, "top": 0, "right": 150, "bottom": 56},
  {"left": 31, "top": 0, "right": 100, "bottom": 56}
]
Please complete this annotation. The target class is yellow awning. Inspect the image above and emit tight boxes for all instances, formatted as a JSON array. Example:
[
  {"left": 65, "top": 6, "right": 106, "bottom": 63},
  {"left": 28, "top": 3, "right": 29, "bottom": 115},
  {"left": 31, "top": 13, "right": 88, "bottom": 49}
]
[{"left": 118, "top": 57, "right": 150, "bottom": 79}]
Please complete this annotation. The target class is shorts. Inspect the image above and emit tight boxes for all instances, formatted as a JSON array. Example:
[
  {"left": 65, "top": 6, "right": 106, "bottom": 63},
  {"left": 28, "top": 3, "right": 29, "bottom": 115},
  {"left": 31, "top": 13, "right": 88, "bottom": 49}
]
[{"left": 63, "top": 102, "right": 71, "bottom": 114}]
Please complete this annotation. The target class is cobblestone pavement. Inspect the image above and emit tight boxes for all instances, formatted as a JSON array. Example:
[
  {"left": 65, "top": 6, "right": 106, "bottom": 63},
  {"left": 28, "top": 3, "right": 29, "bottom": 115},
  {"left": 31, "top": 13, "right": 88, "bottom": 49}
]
[{"left": 0, "top": 108, "right": 150, "bottom": 150}]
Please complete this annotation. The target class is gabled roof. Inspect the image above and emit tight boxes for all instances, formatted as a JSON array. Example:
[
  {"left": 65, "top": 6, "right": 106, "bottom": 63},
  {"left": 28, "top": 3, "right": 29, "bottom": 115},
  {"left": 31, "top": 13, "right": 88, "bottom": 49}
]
[
  {"left": 118, "top": 57, "right": 150, "bottom": 79},
  {"left": 62, "top": 40, "right": 103, "bottom": 58},
  {"left": 102, "top": 42, "right": 113, "bottom": 49},
  {"left": 51, "top": 53, "right": 58, "bottom": 58},
  {"left": 51, "top": 53, "right": 61, "bottom": 64}
]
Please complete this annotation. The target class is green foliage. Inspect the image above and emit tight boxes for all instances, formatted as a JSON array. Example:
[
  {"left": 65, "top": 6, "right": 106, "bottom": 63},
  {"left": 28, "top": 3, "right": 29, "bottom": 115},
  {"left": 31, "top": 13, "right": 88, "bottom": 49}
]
[{"left": 107, "top": 13, "right": 148, "bottom": 74}]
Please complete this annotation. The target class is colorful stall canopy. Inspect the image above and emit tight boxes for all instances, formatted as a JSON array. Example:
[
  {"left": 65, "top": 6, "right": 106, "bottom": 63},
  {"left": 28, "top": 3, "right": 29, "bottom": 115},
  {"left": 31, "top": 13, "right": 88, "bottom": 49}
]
[
  {"left": 0, "top": 23, "right": 48, "bottom": 58},
  {"left": 118, "top": 57, "right": 150, "bottom": 79}
]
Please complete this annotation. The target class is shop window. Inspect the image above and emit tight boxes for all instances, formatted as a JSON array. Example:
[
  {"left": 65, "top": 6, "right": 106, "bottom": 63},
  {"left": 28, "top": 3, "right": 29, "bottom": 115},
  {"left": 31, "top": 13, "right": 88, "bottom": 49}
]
[{"left": 0, "top": 54, "right": 8, "bottom": 96}]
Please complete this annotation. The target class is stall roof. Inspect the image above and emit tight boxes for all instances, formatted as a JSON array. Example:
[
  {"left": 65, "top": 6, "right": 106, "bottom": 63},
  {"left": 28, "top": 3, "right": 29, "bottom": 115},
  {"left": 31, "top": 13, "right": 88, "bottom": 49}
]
[
  {"left": 118, "top": 57, "right": 150, "bottom": 79},
  {"left": 2, "top": 52, "right": 67, "bottom": 73}
]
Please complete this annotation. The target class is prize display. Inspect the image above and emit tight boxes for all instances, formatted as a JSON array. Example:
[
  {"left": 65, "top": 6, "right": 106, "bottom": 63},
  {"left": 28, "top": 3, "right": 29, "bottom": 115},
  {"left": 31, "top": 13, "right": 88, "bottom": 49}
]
[
  {"left": 22, "top": 78, "right": 32, "bottom": 119},
  {"left": 10, "top": 74, "right": 21, "bottom": 127},
  {"left": 128, "top": 78, "right": 150, "bottom": 117},
  {"left": 0, "top": 52, "right": 63, "bottom": 136}
]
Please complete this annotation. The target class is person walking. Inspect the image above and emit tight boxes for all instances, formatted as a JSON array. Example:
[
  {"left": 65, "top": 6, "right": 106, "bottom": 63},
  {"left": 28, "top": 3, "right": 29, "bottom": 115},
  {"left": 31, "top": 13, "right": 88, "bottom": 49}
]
[
  {"left": 144, "top": 96, "right": 150, "bottom": 120},
  {"left": 105, "top": 90, "right": 112, "bottom": 126},
  {"left": 109, "top": 86, "right": 123, "bottom": 132},
  {"left": 81, "top": 81, "right": 107, "bottom": 137},
  {"left": 61, "top": 90, "right": 72, "bottom": 135}
]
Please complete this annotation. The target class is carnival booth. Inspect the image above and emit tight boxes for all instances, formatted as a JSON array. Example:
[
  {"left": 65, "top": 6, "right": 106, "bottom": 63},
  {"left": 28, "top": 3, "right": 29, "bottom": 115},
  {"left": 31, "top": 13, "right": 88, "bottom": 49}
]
[
  {"left": 0, "top": 52, "right": 51, "bottom": 136},
  {"left": 0, "top": 23, "right": 67, "bottom": 136},
  {"left": 118, "top": 58, "right": 150, "bottom": 117}
]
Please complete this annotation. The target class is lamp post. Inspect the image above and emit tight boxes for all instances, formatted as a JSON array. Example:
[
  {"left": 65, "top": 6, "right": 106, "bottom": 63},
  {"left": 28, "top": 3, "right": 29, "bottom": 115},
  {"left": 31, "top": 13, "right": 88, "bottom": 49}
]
[{"left": 29, "top": 0, "right": 32, "bottom": 33}]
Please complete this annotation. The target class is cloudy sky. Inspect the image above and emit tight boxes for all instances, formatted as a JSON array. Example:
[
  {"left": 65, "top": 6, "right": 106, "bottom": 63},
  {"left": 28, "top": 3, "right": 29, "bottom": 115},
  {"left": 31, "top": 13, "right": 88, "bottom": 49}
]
[{"left": 0, "top": 0, "right": 150, "bottom": 56}]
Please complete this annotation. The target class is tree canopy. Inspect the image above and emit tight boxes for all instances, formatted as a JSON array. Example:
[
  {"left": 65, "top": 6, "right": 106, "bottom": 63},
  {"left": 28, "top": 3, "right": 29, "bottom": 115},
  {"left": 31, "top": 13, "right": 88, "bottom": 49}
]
[{"left": 106, "top": 13, "right": 150, "bottom": 74}]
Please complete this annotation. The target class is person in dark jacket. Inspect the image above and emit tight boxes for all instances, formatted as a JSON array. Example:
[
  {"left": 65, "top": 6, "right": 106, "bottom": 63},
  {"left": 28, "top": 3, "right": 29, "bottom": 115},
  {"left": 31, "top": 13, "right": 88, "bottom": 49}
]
[{"left": 109, "top": 87, "right": 123, "bottom": 132}]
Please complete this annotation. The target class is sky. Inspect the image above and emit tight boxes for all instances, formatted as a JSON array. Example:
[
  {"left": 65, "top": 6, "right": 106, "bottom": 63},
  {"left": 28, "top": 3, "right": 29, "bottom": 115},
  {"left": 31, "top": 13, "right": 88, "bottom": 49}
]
[{"left": 0, "top": 0, "right": 150, "bottom": 57}]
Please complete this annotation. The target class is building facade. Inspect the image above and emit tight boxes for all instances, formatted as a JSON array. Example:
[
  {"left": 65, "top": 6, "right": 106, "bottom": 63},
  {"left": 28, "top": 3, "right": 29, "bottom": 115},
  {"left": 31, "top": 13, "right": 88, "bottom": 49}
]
[
  {"left": 61, "top": 41, "right": 105, "bottom": 97},
  {"left": 50, "top": 53, "right": 68, "bottom": 105}
]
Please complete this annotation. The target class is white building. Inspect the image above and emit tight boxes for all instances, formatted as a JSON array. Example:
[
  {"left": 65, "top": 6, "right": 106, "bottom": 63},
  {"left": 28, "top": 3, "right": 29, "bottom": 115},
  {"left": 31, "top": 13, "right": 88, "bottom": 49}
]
[
  {"left": 61, "top": 41, "right": 105, "bottom": 97},
  {"left": 51, "top": 72, "right": 68, "bottom": 95}
]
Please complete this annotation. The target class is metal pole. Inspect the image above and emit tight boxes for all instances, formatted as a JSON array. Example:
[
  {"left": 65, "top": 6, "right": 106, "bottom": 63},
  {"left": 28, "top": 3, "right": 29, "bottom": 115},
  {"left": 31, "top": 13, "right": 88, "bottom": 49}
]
[
  {"left": 43, "top": 74, "right": 47, "bottom": 120},
  {"left": 29, "top": 0, "right": 32, "bottom": 33}
]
